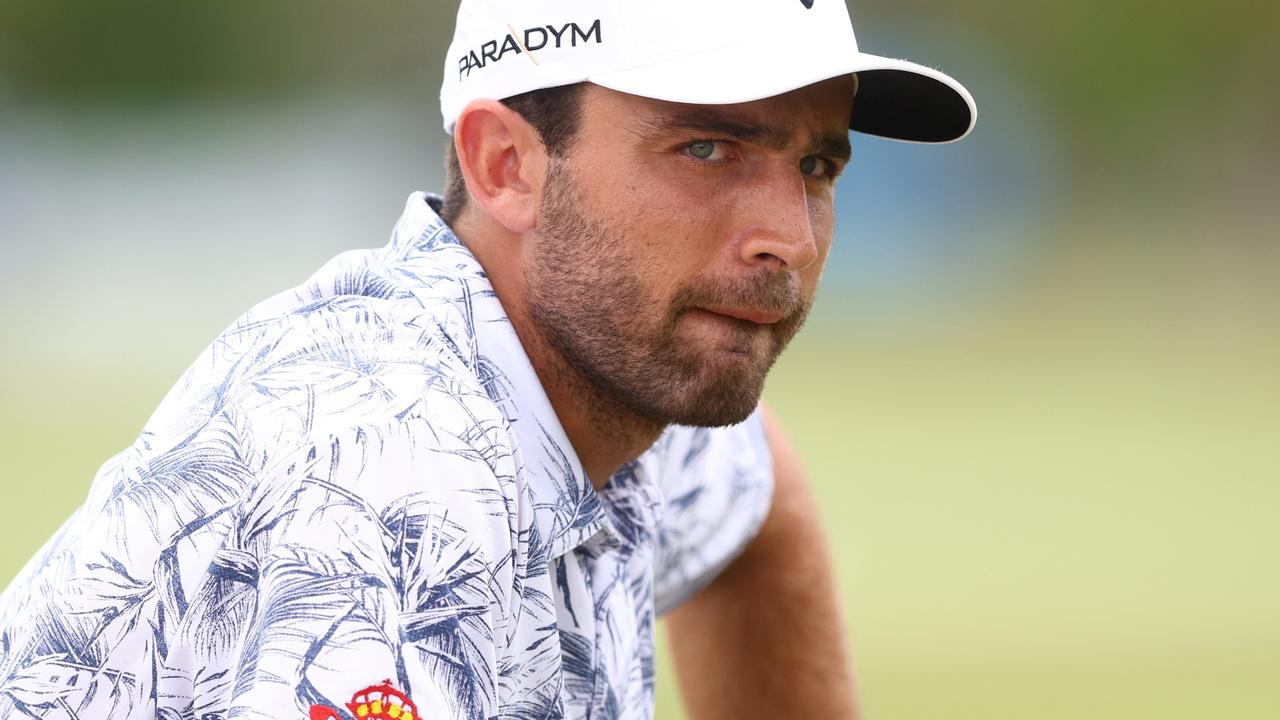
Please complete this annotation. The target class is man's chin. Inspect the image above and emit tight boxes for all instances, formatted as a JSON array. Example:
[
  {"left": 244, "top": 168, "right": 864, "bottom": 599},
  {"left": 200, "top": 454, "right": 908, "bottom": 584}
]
[
  {"left": 652, "top": 367, "right": 768, "bottom": 428},
  {"left": 663, "top": 397, "right": 763, "bottom": 428},
  {"left": 670, "top": 405, "right": 761, "bottom": 428}
]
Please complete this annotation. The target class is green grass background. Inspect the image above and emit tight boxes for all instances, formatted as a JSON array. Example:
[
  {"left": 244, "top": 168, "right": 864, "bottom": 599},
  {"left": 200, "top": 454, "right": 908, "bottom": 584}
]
[{"left": 2, "top": 228, "right": 1276, "bottom": 718}]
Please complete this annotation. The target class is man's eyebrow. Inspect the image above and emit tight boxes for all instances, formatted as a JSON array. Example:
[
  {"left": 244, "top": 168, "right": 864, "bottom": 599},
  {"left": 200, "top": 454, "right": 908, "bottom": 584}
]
[
  {"left": 640, "top": 107, "right": 852, "bottom": 161},
  {"left": 811, "top": 134, "right": 853, "bottom": 163},
  {"left": 639, "top": 108, "right": 796, "bottom": 151}
]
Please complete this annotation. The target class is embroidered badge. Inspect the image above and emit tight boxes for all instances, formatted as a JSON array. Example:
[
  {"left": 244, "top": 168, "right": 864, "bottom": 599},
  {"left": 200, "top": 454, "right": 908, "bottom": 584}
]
[{"left": 309, "top": 679, "right": 418, "bottom": 720}]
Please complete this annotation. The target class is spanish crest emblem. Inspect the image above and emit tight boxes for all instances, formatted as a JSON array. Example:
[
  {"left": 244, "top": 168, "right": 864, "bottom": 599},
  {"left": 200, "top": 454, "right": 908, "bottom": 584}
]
[{"left": 309, "top": 679, "right": 418, "bottom": 720}]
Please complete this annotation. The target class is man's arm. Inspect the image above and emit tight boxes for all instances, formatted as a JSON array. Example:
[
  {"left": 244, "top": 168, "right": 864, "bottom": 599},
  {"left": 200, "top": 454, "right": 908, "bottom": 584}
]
[{"left": 665, "top": 406, "right": 860, "bottom": 719}]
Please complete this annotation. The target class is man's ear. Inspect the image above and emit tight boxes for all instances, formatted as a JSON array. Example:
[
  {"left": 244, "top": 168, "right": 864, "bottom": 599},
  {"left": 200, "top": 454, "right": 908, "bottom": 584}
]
[{"left": 453, "top": 100, "right": 547, "bottom": 234}]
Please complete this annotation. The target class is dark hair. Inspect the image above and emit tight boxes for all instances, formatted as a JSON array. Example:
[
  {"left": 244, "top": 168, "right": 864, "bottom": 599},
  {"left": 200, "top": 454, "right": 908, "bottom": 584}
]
[{"left": 439, "top": 83, "right": 586, "bottom": 224}]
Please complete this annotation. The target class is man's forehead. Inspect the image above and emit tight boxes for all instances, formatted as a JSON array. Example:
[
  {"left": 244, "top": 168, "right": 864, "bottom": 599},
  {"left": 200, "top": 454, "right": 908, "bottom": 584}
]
[{"left": 586, "top": 76, "right": 855, "bottom": 121}]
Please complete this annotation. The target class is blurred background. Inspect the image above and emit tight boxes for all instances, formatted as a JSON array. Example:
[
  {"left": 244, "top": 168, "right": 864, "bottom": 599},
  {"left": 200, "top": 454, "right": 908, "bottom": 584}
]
[{"left": 1, "top": 1, "right": 1276, "bottom": 717}]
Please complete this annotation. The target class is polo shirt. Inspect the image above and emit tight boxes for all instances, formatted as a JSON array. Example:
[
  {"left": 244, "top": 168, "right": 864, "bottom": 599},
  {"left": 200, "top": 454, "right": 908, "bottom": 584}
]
[{"left": 0, "top": 193, "right": 774, "bottom": 720}]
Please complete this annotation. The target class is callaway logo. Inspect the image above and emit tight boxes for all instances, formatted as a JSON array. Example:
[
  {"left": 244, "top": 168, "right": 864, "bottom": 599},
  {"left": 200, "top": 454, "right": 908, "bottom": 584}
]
[{"left": 458, "top": 19, "right": 603, "bottom": 80}]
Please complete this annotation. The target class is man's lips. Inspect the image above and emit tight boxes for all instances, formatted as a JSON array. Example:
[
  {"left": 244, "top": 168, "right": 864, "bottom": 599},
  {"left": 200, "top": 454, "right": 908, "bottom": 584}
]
[{"left": 699, "top": 306, "right": 786, "bottom": 325}]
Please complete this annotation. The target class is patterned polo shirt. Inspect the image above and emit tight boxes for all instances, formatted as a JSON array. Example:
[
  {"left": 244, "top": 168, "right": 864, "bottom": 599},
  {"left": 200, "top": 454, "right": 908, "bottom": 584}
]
[{"left": 0, "top": 193, "right": 774, "bottom": 720}]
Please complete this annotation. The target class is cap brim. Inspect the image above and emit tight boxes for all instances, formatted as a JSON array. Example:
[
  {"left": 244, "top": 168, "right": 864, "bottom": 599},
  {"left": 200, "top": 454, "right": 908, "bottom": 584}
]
[
  {"left": 588, "top": 45, "right": 975, "bottom": 144},
  {"left": 848, "top": 56, "right": 976, "bottom": 143}
]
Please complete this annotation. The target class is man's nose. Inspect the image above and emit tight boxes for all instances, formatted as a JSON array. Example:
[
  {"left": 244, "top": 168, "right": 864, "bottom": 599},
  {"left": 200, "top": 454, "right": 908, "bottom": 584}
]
[{"left": 736, "top": 169, "right": 820, "bottom": 272}]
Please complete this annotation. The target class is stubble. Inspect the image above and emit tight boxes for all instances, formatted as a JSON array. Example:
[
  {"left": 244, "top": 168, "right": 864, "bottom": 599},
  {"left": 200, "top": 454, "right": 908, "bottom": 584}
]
[{"left": 525, "top": 160, "right": 810, "bottom": 429}]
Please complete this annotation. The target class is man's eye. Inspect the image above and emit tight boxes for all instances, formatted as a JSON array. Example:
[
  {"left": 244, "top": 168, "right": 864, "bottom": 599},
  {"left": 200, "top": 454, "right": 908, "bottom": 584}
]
[
  {"left": 800, "top": 155, "right": 831, "bottom": 177},
  {"left": 685, "top": 141, "right": 729, "bottom": 161}
]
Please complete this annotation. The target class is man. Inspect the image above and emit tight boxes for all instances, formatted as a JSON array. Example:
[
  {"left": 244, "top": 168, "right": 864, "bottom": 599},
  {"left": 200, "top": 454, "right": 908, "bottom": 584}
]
[{"left": 0, "top": 1, "right": 974, "bottom": 718}]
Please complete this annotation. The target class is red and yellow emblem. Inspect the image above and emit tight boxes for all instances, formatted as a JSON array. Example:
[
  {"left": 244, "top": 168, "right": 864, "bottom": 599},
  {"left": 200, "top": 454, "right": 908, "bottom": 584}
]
[{"left": 310, "top": 679, "right": 418, "bottom": 720}]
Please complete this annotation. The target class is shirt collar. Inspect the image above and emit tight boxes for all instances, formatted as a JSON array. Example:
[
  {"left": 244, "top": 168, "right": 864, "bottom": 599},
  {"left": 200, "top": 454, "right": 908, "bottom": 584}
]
[
  {"left": 385, "top": 193, "right": 666, "bottom": 559},
  {"left": 595, "top": 459, "right": 666, "bottom": 553}
]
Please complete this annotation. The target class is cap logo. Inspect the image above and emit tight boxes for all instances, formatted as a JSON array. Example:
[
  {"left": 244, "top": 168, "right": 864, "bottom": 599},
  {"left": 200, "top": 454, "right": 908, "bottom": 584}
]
[{"left": 459, "top": 19, "right": 603, "bottom": 80}]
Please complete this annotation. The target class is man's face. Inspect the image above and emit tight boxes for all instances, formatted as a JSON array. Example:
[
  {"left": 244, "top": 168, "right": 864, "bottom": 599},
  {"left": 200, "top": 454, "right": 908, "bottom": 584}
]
[{"left": 525, "top": 78, "right": 855, "bottom": 428}]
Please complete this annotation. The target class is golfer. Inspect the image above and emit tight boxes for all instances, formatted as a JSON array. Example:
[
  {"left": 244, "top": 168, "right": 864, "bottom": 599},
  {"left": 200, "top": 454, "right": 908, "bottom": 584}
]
[{"left": 0, "top": 1, "right": 974, "bottom": 718}]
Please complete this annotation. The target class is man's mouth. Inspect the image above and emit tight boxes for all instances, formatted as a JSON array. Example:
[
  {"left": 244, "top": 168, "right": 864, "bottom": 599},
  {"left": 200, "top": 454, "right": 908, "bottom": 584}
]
[{"left": 700, "top": 306, "right": 786, "bottom": 325}]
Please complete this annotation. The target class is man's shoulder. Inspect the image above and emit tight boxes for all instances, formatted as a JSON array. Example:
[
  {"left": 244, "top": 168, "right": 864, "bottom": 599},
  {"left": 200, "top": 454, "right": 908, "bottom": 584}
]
[
  {"left": 34, "top": 242, "right": 524, "bottom": 594},
  {"left": 101, "top": 235, "right": 522, "bottom": 522},
  {"left": 148, "top": 238, "right": 501, "bottom": 453},
  {"left": 645, "top": 412, "right": 777, "bottom": 614}
]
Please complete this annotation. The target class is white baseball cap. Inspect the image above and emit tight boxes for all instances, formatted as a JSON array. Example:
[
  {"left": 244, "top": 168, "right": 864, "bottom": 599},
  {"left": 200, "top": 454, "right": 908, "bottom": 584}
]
[{"left": 440, "top": 0, "right": 976, "bottom": 143}]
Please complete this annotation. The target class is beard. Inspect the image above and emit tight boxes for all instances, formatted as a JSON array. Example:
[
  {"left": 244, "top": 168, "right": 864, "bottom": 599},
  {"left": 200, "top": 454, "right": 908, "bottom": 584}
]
[{"left": 524, "top": 160, "right": 811, "bottom": 428}]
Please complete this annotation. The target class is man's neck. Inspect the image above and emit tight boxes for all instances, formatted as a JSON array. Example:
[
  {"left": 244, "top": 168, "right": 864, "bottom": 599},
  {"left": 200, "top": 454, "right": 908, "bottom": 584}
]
[
  {"left": 457, "top": 216, "right": 663, "bottom": 489},
  {"left": 527, "top": 336, "right": 665, "bottom": 489}
]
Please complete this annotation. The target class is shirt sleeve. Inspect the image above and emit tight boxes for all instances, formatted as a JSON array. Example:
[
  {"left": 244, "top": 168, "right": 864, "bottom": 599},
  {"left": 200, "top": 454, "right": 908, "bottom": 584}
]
[
  {"left": 208, "top": 418, "right": 515, "bottom": 720},
  {"left": 650, "top": 408, "right": 775, "bottom": 615}
]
